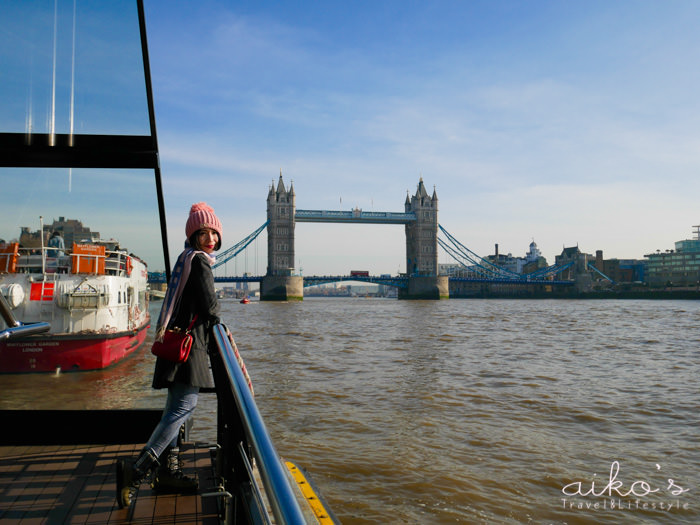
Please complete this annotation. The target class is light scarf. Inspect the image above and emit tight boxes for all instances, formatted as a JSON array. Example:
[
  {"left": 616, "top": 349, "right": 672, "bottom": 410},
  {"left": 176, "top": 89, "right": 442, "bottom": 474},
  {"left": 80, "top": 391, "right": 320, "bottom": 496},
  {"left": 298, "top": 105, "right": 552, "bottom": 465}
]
[{"left": 155, "top": 247, "right": 215, "bottom": 341}]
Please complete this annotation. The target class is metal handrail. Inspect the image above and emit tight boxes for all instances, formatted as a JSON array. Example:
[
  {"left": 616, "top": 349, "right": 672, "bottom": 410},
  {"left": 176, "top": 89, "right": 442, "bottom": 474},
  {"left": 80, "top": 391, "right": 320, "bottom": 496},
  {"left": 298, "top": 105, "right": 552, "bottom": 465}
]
[
  {"left": 0, "top": 292, "right": 50, "bottom": 340},
  {"left": 211, "top": 324, "right": 307, "bottom": 524},
  {"left": 0, "top": 322, "right": 51, "bottom": 341}
]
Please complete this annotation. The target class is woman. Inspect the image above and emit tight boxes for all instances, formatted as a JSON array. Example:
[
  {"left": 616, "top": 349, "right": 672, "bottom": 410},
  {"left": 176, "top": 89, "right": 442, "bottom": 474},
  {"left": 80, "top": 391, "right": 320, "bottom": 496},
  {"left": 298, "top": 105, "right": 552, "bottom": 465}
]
[{"left": 116, "top": 202, "right": 222, "bottom": 508}]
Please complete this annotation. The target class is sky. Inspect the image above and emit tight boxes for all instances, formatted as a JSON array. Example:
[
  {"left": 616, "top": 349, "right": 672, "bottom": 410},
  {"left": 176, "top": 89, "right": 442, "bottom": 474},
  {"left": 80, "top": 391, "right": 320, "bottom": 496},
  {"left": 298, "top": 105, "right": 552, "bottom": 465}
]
[
  {"left": 3, "top": 1, "right": 700, "bottom": 276},
  {"left": 142, "top": 0, "right": 700, "bottom": 276}
]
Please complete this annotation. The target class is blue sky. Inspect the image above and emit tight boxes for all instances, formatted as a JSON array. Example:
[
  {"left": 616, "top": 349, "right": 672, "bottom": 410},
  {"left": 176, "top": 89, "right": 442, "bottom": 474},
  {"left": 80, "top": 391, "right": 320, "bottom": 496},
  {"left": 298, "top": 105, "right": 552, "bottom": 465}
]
[
  {"left": 142, "top": 0, "right": 700, "bottom": 276},
  {"left": 3, "top": 1, "right": 699, "bottom": 276}
]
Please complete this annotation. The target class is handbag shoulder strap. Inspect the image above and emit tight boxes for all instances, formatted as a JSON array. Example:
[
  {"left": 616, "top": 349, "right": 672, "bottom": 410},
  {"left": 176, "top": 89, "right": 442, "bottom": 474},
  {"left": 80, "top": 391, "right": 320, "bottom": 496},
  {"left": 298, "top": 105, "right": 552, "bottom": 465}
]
[{"left": 185, "top": 315, "right": 198, "bottom": 332}]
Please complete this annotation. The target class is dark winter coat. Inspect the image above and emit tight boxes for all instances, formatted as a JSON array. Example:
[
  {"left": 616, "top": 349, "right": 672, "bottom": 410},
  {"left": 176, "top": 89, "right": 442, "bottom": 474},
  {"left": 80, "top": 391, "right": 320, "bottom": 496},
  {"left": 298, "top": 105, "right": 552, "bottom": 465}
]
[{"left": 152, "top": 252, "right": 220, "bottom": 389}]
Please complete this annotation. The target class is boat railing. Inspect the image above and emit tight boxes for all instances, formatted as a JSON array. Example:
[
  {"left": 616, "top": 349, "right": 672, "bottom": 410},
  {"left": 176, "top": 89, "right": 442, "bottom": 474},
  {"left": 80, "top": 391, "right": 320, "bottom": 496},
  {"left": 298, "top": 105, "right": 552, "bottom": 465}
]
[
  {"left": 5, "top": 245, "right": 133, "bottom": 277},
  {"left": 210, "top": 323, "right": 307, "bottom": 524},
  {"left": 104, "top": 250, "right": 133, "bottom": 277}
]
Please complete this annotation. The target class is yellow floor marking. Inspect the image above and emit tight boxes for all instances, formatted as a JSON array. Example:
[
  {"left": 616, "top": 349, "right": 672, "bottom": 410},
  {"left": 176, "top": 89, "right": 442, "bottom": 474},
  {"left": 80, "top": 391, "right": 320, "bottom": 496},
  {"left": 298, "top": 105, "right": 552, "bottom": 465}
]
[{"left": 285, "top": 461, "right": 335, "bottom": 524}]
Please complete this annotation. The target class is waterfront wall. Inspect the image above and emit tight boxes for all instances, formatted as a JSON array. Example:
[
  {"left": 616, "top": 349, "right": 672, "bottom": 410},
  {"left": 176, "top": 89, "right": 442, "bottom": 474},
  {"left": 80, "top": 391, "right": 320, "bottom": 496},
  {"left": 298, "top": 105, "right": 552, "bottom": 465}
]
[
  {"left": 448, "top": 280, "right": 700, "bottom": 299},
  {"left": 448, "top": 280, "right": 568, "bottom": 298}
]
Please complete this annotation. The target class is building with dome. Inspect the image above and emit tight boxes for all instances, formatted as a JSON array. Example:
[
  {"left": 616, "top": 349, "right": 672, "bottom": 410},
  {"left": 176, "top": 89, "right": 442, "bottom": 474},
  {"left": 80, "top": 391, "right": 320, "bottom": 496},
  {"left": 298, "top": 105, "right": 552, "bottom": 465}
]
[
  {"left": 522, "top": 240, "right": 548, "bottom": 274},
  {"left": 485, "top": 240, "right": 548, "bottom": 275}
]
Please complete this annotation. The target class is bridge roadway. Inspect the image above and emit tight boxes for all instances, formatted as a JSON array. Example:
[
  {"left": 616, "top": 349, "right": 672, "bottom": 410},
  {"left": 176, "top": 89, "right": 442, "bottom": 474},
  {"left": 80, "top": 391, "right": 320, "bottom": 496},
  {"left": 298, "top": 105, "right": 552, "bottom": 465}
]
[
  {"left": 207, "top": 275, "right": 575, "bottom": 287},
  {"left": 149, "top": 273, "right": 574, "bottom": 287},
  {"left": 295, "top": 209, "right": 416, "bottom": 224}
]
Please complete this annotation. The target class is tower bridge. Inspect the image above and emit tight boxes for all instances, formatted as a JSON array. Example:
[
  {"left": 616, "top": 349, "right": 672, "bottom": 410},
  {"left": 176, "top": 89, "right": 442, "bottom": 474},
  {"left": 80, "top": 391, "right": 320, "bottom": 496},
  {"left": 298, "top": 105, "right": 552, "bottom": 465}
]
[
  {"left": 263, "top": 175, "right": 448, "bottom": 300},
  {"left": 148, "top": 176, "right": 590, "bottom": 298}
]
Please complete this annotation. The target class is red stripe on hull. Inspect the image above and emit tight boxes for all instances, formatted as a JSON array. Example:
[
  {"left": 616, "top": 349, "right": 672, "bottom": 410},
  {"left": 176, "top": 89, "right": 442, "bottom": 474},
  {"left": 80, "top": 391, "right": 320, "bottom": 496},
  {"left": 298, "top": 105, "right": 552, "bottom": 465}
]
[{"left": 0, "top": 323, "right": 150, "bottom": 373}]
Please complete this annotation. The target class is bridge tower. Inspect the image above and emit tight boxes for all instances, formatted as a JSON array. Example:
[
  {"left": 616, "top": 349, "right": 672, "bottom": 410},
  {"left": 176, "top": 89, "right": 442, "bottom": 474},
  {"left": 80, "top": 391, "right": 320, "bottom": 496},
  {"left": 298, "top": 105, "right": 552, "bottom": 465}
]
[
  {"left": 261, "top": 174, "right": 303, "bottom": 300},
  {"left": 400, "top": 178, "right": 449, "bottom": 299}
]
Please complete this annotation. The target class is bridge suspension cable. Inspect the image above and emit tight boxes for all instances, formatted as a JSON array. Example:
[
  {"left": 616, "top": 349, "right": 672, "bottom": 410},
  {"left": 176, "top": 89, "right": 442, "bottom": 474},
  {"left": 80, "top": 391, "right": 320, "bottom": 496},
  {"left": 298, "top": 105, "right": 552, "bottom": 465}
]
[
  {"left": 525, "top": 260, "right": 574, "bottom": 280},
  {"left": 437, "top": 237, "right": 496, "bottom": 278},
  {"left": 213, "top": 221, "right": 268, "bottom": 270},
  {"left": 587, "top": 261, "right": 615, "bottom": 283},
  {"left": 438, "top": 224, "right": 583, "bottom": 281},
  {"left": 438, "top": 224, "right": 521, "bottom": 279}
]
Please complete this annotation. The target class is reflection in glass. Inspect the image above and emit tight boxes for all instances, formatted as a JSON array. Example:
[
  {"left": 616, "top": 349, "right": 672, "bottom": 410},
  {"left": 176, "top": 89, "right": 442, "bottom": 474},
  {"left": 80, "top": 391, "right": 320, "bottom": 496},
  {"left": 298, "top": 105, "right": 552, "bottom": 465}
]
[
  {"left": 0, "top": 0, "right": 167, "bottom": 409},
  {"left": 0, "top": 168, "right": 162, "bottom": 271}
]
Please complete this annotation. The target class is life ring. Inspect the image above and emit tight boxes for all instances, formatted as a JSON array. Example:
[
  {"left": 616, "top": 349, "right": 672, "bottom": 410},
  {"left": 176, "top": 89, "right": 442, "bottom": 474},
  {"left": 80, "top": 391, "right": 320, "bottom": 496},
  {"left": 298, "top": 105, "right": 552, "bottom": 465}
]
[{"left": 126, "top": 256, "right": 133, "bottom": 276}]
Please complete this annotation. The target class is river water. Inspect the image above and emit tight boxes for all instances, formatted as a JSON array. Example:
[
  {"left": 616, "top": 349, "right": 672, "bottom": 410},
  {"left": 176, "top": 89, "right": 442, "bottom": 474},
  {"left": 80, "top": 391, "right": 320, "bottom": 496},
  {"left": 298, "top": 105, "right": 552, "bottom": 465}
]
[{"left": 1, "top": 298, "right": 698, "bottom": 524}]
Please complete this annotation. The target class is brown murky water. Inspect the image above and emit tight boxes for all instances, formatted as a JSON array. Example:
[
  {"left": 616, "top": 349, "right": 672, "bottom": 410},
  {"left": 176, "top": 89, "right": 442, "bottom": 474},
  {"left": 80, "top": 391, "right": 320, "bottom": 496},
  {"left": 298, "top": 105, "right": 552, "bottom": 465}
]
[{"left": 2, "top": 298, "right": 698, "bottom": 524}]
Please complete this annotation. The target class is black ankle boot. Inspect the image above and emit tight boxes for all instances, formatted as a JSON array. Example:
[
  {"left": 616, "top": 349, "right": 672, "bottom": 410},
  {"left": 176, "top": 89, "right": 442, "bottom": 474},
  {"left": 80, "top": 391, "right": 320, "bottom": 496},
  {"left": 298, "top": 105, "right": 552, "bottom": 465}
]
[
  {"left": 152, "top": 446, "right": 198, "bottom": 494},
  {"left": 116, "top": 448, "right": 159, "bottom": 508}
]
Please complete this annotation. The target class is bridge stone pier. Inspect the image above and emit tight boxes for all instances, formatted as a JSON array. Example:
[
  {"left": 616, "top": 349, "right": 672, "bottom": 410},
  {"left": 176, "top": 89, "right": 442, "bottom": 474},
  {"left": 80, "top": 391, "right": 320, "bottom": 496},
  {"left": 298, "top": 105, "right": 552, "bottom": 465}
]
[{"left": 260, "top": 175, "right": 448, "bottom": 300}]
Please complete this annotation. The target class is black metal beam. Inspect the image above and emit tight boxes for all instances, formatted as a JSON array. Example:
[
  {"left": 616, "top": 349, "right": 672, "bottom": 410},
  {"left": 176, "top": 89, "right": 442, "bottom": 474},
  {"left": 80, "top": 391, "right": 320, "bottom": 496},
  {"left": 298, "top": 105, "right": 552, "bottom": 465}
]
[
  {"left": 137, "top": 0, "right": 171, "bottom": 280},
  {"left": 0, "top": 409, "right": 163, "bottom": 445},
  {"left": 0, "top": 132, "right": 158, "bottom": 169}
]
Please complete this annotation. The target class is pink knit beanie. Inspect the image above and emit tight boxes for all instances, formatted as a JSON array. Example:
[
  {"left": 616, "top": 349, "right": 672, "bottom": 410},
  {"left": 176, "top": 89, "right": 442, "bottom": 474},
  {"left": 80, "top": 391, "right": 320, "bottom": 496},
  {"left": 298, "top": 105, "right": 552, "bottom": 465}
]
[{"left": 186, "top": 202, "right": 222, "bottom": 242}]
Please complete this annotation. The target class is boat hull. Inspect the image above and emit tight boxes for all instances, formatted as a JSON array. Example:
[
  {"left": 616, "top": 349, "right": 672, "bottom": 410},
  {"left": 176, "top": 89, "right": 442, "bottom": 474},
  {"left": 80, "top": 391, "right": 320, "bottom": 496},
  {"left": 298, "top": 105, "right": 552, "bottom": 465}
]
[{"left": 0, "top": 319, "right": 149, "bottom": 373}]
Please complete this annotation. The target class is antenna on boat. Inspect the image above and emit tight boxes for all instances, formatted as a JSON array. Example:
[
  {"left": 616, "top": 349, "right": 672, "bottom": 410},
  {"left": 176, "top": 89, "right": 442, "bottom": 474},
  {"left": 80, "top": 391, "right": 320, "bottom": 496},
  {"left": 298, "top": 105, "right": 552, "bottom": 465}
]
[{"left": 40, "top": 216, "right": 46, "bottom": 274}]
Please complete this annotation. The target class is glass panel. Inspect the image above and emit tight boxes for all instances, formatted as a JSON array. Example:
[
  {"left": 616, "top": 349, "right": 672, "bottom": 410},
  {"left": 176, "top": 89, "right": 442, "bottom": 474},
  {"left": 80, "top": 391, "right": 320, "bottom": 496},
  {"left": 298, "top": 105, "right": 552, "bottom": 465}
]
[
  {"left": 1, "top": 0, "right": 148, "bottom": 135},
  {"left": 0, "top": 1, "right": 165, "bottom": 408}
]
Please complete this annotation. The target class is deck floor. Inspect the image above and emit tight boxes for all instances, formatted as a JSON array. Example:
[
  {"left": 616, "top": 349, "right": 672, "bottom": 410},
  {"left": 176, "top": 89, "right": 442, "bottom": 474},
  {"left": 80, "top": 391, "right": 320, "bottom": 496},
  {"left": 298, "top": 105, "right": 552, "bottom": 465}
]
[{"left": 0, "top": 442, "right": 220, "bottom": 524}]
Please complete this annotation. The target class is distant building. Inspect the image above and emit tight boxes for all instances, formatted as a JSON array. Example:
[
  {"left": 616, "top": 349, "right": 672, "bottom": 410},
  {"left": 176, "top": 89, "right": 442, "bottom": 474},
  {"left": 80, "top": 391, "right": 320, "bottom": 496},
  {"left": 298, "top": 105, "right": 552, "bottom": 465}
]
[
  {"left": 486, "top": 240, "right": 548, "bottom": 275},
  {"left": 19, "top": 217, "right": 99, "bottom": 249},
  {"left": 555, "top": 246, "right": 593, "bottom": 282},
  {"left": 644, "top": 226, "right": 700, "bottom": 287},
  {"left": 440, "top": 240, "right": 548, "bottom": 278},
  {"left": 522, "top": 240, "right": 548, "bottom": 274},
  {"left": 593, "top": 251, "right": 646, "bottom": 283}
]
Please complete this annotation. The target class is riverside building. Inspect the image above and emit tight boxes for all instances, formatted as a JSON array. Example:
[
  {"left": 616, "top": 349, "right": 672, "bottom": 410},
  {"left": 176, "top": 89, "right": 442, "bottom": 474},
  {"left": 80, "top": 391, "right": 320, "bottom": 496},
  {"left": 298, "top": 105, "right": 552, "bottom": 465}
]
[
  {"left": 440, "top": 240, "right": 548, "bottom": 279},
  {"left": 644, "top": 225, "right": 700, "bottom": 288},
  {"left": 485, "top": 240, "right": 548, "bottom": 274}
]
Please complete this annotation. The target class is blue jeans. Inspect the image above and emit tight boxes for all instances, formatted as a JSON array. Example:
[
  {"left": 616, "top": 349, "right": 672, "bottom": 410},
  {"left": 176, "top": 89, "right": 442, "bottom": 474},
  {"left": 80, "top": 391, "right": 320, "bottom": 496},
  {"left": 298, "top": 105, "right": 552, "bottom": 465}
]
[{"left": 145, "top": 383, "right": 200, "bottom": 458}]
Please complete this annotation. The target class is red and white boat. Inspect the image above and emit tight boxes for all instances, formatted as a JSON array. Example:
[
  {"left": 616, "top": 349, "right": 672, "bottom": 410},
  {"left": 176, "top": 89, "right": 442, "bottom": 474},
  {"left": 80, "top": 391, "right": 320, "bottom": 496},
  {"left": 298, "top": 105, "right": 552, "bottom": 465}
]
[{"left": 0, "top": 234, "right": 150, "bottom": 373}]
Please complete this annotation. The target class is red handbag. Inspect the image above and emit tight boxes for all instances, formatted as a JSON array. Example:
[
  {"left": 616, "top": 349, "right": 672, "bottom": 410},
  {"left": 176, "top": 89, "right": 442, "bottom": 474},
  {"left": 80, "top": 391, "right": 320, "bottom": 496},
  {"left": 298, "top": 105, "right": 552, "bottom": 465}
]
[{"left": 151, "top": 316, "right": 197, "bottom": 363}]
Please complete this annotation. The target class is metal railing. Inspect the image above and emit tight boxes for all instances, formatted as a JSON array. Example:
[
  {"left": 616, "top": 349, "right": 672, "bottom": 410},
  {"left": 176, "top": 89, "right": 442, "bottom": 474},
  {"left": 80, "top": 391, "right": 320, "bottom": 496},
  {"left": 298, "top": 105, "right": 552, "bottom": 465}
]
[
  {"left": 0, "top": 293, "right": 50, "bottom": 340},
  {"left": 210, "top": 324, "right": 307, "bottom": 524},
  {"left": 5, "top": 245, "right": 134, "bottom": 277}
]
